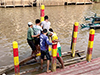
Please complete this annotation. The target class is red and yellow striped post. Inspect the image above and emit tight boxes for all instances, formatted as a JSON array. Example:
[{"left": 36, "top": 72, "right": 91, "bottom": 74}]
[
  {"left": 13, "top": 41, "right": 20, "bottom": 75},
  {"left": 71, "top": 22, "right": 79, "bottom": 57},
  {"left": 86, "top": 29, "right": 95, "bottom": 62},
  {"left": 40, "top": 5, "right": 45, "bottom": 22},
  {"left": 52, "top": 42, "right": 57, "bottom": 72}
]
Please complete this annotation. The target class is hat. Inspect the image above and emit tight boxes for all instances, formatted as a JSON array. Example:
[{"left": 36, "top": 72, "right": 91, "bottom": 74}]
[{"left": 28, "top": 22, "right": 33, "bottom": 26}]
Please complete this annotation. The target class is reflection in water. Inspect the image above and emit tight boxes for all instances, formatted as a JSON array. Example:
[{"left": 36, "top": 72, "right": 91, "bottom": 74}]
[{"left": 0, "top": 4, "right": 100, "bottom": 74}]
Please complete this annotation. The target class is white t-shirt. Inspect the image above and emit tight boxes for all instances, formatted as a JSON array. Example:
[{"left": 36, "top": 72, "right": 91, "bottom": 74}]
[
  {"left": 57, "top": 42, "right": 61, "bottom": 47},
  {"left": 41, "top": 21, "right": 51, "bottom": 31},
  {"left": 33, "top": 25, "right": 43, "bottom": 35}
]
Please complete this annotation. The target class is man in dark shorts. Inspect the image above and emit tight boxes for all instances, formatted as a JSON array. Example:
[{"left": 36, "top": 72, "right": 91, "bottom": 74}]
[
  {"left": 40, "top": 29, "right": 56, "bottom": 72},
  {"left": 33, "top": 19, "right": 43, "bottom": 53},
  {"left": 27, "top": 22, "right": 40, "bottom": 56}
]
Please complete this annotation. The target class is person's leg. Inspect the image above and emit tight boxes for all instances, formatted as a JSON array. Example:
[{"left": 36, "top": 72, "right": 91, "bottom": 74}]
[
  {"left": 27, "top": 40, "right": 34, "bottom": 56},
  {"left": 31, "top": 51, "right": 34, "bottom": 56},
  {"left": 57, "top": 57, "right": 64, "bottom": 69},
  {"left": 40, "top": 50, "right": 45, "bottom": 69},
  {"left": 37, "top": 38, "right": 40, "bottom": 53},
  {"left": 35, "top": 38, "right": 39, "bottom": 53},
  {"left": 41, "top": 59, "right": 43, "bottom": 69},
  {"left": 36, "top": 45, "right": 40, "bottom": 53},
  {"left": 57, "top": 47, "right": 64, "bottom": 68},
  {"left": 46, "top": 50, "right": 51, "bottom": 72},
  {"left": 27, "top": 40, "right": 37, "bottom": 58},
  {"left": 47, "top": 60, "right": 51, "bottom": 72}
]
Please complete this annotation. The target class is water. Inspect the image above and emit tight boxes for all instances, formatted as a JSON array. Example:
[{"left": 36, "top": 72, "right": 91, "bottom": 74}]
[{"left": 0, "top": 3, "right": 100, "bottom": 74}]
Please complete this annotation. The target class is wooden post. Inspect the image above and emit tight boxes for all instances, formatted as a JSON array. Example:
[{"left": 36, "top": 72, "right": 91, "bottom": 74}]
[
  {"left": 4, "top": 0, "right": 6, "bottom": 8},
  {"left": 86, "top": 29, "right": 95, "bottom": 62},
  {"left": 40, "top": 5, "right": 45, "bottom": 22},
  {"left": 51, "top": 41, "right": 57, "bottom": 72},
  {"left": 71, "top": 22, "right": 79, "bottom": 57},
  {"left": 22, "top": 0, "right": 24, "bottom": 7},
  {"left": 13, "top": 0, "right": 15, "bottom": 7},
  {"left": 13, "top": 41, "right": 20, "bottom": 75}
]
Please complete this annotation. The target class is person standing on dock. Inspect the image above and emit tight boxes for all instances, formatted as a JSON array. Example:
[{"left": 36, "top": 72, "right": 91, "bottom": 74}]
[
  {"left": 40, "top": 29, "right": 56, "bottom": 73},
  {"left": 41, "top": 15, "right": 51, "bottom": 31},
  {"left": 49, "top": 28, "right": 64, "bottom": 69},
  {"left": 27, "top": 22, "right": 40, "bottom": 57},
  {"left": 33, "top": 19, "right": 43, "bottom": 53}
]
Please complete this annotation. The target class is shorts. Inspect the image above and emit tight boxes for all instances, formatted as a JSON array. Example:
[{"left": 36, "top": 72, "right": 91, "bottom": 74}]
[
  {"left": 34, "top": 37, "right": 40, "bottom": 45},
  {"left": 27, "top": 39, "right": 36, "bottom": 51},
  {"left": 41, "top": 50, "right": 51, "bottom": 60},
  {"left": 57, "top": 47, "right": 62, "bottom": 57}
]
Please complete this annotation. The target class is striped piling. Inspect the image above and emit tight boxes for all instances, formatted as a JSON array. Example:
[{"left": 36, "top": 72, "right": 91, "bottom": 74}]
[
  {"left": 40, "top": 5, "right": 45, "bottom": 22},
  {"left": 13, "top": 41, "right": 20, "bottom": 75},
  {"left": 86, "top": 29, "right": 95, "bottom": 62},
  {"left": 71, "top": 22, "right": 79, "bottom": 57},
  {"left": 52, "top": 42, "right": 57, "bottom": 72}
]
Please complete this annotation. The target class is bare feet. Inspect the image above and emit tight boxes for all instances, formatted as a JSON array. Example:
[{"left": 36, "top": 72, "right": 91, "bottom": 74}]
[
  {"left": 61, "top": 66, "right": 64, "bottom": 69},
  {"left": 47, "top": 70, "right": 51, "bottom": 73}
]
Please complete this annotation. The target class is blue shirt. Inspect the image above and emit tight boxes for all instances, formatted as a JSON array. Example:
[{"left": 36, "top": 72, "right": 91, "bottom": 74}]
[{"left": 40, "top": 34, "right": 52, "bottom": 51}]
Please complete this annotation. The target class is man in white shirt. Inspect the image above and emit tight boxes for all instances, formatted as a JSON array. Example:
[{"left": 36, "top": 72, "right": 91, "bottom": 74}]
[{"left": 41, "top": 15, "right": 51, "bottom": 32}]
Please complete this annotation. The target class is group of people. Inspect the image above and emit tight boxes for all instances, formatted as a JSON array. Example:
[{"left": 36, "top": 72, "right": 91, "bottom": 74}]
[{"left": 27, "top": 15, "right": 64, "bottom": 73}]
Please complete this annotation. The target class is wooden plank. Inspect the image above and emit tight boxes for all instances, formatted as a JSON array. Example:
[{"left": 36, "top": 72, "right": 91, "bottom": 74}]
[
  {"left": 19, "top": 55, "right": 36, "bottom": 65},
  {"left": 63, "top": 58, "right": 86, "bottom": 66},
  {"left": 20, "top": 50, "right": 85, "bottom": 66},
  {"left": 64, "top": 55, "right": 86, "bottom": 63},
  {"left": 62, "top": 50, "right": 85, "bottom": 56}
]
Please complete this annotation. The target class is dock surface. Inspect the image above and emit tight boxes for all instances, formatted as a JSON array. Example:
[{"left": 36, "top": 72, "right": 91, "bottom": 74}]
[{"left": 39, "top": 57, "right": 100, "bottom": 75}]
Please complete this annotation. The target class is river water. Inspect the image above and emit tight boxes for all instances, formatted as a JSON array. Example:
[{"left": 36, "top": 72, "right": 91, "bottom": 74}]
[{"left": 0, "top": 3, "right": 100, "bottom": 75}]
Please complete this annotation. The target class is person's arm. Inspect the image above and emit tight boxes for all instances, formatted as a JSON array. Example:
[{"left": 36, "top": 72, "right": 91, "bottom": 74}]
[
  {"left": 32, "top": 34, "right": 40, "bottom": 38},
  {"left": 46, "top": 37, "right": 52, "bottom": 45},
  {"left": 49, "top": 22, "right": 51, "bottom": 26},
  {"left": 31, "top": 28, "right": 40, "bottom": 38},
  {"left": 41, "top": 22, "right": 44, "bottom": 28},
  {"left": 41, "top": 25, "right": 43, "bottom": 28},
  {"left": 39, "top": 26, "right": 43, "bottom": 31},
  {"left": 46, "top": 37, "right": 57, "bottom": 45},
  {"left": 54, "top": 39, "right": 59, "bottom": 42}
]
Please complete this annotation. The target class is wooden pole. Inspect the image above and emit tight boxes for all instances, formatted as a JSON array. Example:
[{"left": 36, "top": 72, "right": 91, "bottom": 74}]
[
  {"left": 13, "top": 0, "right": 15, "bottom": 7},
  {"left": 13, "top": 41, "right": 20, "bottom": 75},
  {"left": 86, "top": 29, "right": 95, "bottom": 62},
  {"left": 70, "top": 25, "right": 74, "bottom": 50},
  {"left": 22, "top": 0, "right": 24, "bottom": 7},
  {"left": 4, "top": 0, "right": 6, "bottom": 8},
  {"left": 51, "top": 42, "right": 57, "bottom": 72},
  {"left": 71, "top": 22, "right": 79, "bottom": 57},
  {"left": 40, "top": 5, "right": 45, "bottom": 22}
]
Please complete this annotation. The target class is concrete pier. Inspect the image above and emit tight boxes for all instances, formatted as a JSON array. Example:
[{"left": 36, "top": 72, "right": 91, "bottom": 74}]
[
  {"left": 36, "top": 0, "right": 93, "bottom": 6},
  {"left": 0, "top": 0, "right": 34, "bottom": 8},
  {"left": 0, "top": 0, "right": 93, "bottom": 7}
]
